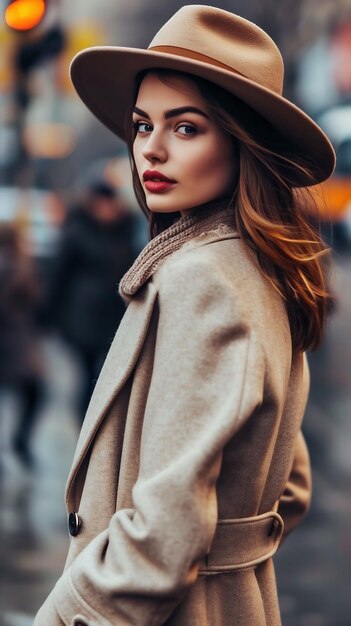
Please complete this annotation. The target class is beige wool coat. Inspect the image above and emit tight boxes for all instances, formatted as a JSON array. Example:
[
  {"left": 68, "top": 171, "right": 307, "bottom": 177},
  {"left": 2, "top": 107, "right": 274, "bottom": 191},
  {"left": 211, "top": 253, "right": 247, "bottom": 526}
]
[{"left": 34, "top": 203, "right": 312, "bottom": 626}]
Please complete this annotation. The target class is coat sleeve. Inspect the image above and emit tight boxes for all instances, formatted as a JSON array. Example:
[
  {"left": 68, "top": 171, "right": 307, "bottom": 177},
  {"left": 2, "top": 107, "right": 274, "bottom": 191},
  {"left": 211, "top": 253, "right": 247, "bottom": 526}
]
[
  {"left": 277, "top": 429, "right": 312, "bottom": 540},
  {"left": 34, "top": 252, "right": 265, "bottom": 626}
]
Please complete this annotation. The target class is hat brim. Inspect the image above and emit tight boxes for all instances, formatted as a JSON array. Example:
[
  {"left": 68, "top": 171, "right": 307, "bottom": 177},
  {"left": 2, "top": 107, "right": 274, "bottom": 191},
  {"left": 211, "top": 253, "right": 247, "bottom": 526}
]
[{"left": 70, "top": 46, "right": 335, "bottom": 186}]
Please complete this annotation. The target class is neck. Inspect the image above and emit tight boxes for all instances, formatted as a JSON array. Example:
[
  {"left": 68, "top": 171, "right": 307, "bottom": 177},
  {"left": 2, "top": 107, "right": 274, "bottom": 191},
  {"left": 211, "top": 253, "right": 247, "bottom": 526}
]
[{"left": 178, "top": 194, "right": 233, "bottom": 218}]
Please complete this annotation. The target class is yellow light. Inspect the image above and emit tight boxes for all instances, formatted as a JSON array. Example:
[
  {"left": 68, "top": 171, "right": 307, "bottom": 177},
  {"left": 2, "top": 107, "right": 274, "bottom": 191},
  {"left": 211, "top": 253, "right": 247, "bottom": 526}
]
[{"left": 5, "top": 0, "right": 46, "bottom": 32}]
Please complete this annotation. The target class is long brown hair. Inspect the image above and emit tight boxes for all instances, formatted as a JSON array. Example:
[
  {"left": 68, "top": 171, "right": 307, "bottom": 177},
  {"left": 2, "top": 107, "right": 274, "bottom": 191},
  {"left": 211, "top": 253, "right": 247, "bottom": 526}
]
[{"left": 126, "top": 69, "right": 334, "bottom": 352}]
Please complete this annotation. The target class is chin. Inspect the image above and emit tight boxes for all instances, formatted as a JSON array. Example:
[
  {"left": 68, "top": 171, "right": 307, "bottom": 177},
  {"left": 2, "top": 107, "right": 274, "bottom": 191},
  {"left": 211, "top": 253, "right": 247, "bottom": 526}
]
[
  {"left": 146, "top": 195, "right": 211, "bottom": 215},
  {"left": 145, "top": 196, "right": 180, "bottom": 214}
]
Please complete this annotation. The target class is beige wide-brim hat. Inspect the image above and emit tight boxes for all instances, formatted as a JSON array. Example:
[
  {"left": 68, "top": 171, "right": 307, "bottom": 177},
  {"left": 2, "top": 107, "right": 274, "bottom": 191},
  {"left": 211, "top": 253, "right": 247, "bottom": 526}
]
[{"left": 70, "top": 4, "right": 335, "bottom": 187}]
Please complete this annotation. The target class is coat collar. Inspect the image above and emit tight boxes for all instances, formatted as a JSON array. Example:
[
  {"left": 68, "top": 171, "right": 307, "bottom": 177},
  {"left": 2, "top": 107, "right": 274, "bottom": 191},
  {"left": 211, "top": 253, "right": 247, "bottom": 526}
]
[
  {"left": 119, "top": 198, "right": 238, "bottom": 302},
  {"left": 65, "top": 281, "right": 158, "bottom": 508}
]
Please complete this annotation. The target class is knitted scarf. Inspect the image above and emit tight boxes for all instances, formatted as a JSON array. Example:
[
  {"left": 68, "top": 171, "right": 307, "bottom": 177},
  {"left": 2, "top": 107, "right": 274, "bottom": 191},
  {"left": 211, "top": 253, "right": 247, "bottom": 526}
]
[{"left": 119, "top": 198, "right": 238, "bottom": 301}]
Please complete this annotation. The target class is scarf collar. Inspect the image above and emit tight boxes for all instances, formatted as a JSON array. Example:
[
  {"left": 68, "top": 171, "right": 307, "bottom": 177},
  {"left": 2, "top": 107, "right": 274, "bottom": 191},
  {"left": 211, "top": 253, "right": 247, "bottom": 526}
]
[{"left": 119, "top": 198, "right": 238, "bottom": 301}]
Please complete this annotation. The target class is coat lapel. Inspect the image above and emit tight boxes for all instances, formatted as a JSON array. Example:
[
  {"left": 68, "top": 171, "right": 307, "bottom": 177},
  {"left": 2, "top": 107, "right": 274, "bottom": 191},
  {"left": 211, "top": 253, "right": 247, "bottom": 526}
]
[{"left": 65, "top": 281, "right": 158, "bottom": 504}]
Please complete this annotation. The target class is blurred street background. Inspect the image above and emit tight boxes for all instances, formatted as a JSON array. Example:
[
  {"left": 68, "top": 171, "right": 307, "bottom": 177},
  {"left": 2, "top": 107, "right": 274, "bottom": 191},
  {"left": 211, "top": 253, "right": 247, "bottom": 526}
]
[{"left": 0, "top": 1, "right": 351, "bottom": 625}]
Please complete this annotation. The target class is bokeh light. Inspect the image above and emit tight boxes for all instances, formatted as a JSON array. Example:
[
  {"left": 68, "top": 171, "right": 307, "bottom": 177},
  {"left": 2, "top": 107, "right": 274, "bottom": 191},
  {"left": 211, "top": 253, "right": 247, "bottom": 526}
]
[{"left": 5, "top": 0, "right": 46, "bottom": 32}]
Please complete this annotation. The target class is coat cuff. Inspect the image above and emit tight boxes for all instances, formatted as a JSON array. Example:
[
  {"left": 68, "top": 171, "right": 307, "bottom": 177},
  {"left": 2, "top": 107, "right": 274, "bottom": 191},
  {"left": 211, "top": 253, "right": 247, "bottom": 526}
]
[
  {"left": 53, "top": 568, "right": 175, "bottom": 626},
  {"left": 53, "top": 570, "right": 113, "bottom": 626}
]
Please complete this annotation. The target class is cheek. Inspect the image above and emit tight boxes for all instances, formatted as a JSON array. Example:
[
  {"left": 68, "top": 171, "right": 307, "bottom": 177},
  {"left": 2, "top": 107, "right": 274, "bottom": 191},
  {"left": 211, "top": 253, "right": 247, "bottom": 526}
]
[
  {"left": 186, "top": 137, "right": 236, "bottom": 188},
  {"left": 133, "top": 140, "right": 143, "bottom": 176},
  {"left": 132, "top": 145, "right": 139, "bottom": 169}
]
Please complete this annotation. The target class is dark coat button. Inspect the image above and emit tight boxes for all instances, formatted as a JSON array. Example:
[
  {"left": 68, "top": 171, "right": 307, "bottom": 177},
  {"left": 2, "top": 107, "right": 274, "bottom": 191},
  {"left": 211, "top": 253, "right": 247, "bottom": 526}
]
[{"left": 68, "top": 511, "right": 81, "bottom": 536}]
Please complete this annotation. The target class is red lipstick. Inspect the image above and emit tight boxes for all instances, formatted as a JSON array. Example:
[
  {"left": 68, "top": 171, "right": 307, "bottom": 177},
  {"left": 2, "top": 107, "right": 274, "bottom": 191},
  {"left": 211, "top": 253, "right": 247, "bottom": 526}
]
[{"left": 143, "top": 170, "right": 176, "bottom": 193}]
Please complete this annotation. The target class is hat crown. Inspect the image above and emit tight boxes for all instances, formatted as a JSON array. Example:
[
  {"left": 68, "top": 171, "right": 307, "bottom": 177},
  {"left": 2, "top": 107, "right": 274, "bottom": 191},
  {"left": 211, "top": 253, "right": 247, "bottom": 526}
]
[{"left": 148, "top": 5, "right": 284, "bottom": 96}]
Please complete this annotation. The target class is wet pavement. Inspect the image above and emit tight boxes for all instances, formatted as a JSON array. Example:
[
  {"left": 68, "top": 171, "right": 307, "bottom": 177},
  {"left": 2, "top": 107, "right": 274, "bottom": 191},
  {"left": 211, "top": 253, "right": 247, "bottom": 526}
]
[
  {"left": 1, "top": 253, "right": 351, "bottom": 626},
  {"left": 0, "top": 339, "right": 77, "bottom": 626}
]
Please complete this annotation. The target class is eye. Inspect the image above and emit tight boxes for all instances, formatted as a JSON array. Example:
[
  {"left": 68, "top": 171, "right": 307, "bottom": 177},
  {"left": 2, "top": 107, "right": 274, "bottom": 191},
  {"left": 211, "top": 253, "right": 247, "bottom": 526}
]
[
  {"left": 133, "top": 120, "right": 153, "bottom": 133},
  {"left": 177, "top": 124, "right": 197, "bottom": 135}
]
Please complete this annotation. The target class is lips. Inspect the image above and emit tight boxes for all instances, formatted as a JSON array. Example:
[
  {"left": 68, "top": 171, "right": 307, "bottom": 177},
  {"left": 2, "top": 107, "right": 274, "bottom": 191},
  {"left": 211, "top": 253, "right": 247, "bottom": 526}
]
[
  {"left": 143, "top": 170, "right": 175, "bottom": 183},
  {"left": 143, "top": 170, "right": 176, "bottom": 194}
]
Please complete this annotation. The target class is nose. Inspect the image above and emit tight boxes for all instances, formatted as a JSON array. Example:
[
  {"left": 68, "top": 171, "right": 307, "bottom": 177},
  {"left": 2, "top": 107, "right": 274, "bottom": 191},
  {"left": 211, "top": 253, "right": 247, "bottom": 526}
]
[{"left": 141, "top": 129, "right": 167, "bottom": 163}]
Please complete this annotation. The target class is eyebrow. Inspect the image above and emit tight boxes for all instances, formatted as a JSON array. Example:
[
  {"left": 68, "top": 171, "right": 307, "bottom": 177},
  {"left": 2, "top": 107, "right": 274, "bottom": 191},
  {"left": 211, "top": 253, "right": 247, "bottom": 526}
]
[{"left": 132, "top": 106, "right": 209, "bottom": 120}]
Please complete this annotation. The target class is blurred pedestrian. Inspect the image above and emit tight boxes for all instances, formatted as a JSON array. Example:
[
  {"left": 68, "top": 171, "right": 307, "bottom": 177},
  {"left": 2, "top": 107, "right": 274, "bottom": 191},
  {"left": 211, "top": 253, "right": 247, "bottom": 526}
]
[
  {"left": 34, "top": 6, "right": 336, "bottom": 626},
  {"left": 47, "top": 181, "right": 138, "bottom": 422},
  {"left": 0, "top": 224, "right": 43, "bottom": 468}
]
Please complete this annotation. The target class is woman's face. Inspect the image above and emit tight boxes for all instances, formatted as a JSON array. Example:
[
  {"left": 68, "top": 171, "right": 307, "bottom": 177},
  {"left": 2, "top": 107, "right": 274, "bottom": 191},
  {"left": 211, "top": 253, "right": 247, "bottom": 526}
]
[{"left": 132, "top": 72, "right": 238, "bottom": 216}]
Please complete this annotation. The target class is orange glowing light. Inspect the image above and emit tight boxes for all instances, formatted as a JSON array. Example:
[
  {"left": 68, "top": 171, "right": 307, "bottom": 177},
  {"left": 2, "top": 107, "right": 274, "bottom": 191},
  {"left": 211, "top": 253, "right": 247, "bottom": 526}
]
[{"left": 5, "top": 0, "right": 46, "bottom": 32}]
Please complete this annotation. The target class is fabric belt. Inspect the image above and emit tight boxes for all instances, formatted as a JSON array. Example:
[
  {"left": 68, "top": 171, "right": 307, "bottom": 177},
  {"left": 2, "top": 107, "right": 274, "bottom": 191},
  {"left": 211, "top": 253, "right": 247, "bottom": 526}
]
[{"left": 199, "top": 511, "right": 284, "bottom": 574}]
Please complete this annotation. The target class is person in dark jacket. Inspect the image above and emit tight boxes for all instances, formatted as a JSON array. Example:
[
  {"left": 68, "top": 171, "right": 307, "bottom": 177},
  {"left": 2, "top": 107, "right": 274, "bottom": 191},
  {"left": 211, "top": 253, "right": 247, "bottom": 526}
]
[
  {"left": 0, "top": 224, "right": 43, "bottom": 468},
  {"left": 48, "top": 181, "right": 139, "bottom": 422}
]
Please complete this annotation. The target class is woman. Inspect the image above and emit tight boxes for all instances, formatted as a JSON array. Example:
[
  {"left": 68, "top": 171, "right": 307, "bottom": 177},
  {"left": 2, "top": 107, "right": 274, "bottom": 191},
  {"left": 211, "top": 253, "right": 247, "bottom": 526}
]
[{"left": 34, "top": 6, "right": 335, "bottom": 626}]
